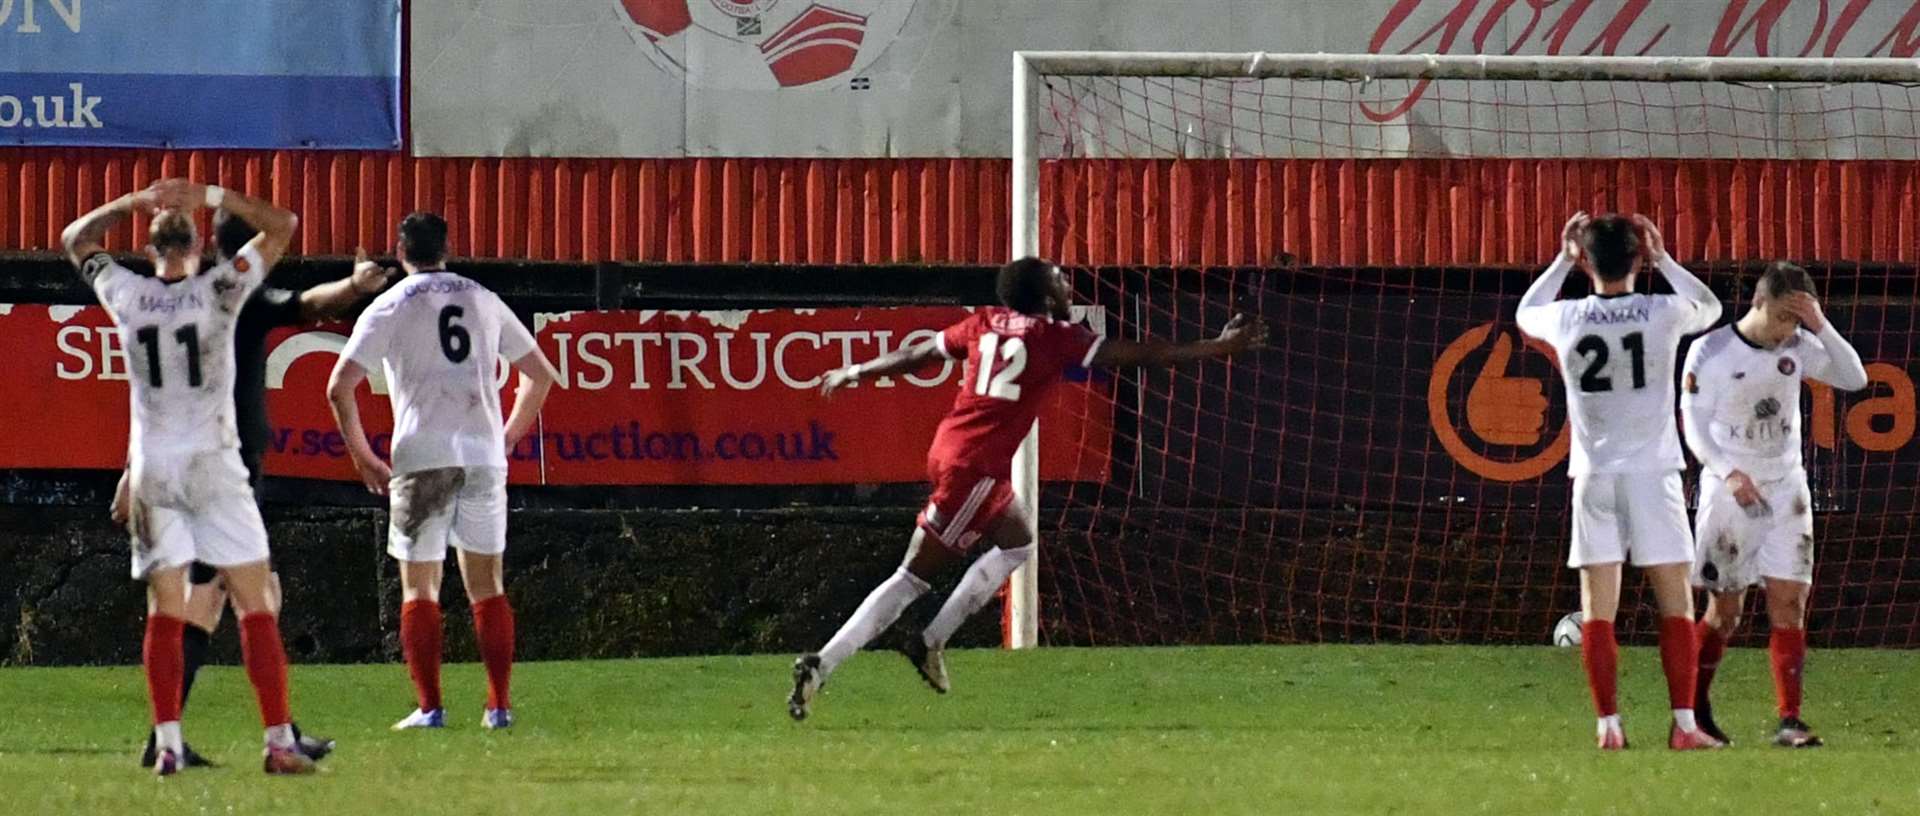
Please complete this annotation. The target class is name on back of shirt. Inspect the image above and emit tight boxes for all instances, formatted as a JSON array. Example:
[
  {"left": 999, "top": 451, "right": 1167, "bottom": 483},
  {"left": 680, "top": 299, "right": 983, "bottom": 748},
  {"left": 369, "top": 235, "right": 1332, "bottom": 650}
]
[
  {"left": 402, "top": 278, "right": 479, "bottom": 298},
  {"left": 136, "top": 291, "right": 205, "bottom": 315},
  {"left": 1577, "top": 303, "right": 1650, "bottom": 325}
]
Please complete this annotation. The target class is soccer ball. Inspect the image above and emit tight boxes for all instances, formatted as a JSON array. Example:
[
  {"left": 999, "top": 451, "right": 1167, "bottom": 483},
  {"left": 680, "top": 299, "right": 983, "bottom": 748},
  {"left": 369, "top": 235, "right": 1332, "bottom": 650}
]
[
  {"left": 615, "top": 0, "right": 919, "bottom": 90},
  {"left": 1552, "top": 612, "right": 1584, "bottom": 647}
]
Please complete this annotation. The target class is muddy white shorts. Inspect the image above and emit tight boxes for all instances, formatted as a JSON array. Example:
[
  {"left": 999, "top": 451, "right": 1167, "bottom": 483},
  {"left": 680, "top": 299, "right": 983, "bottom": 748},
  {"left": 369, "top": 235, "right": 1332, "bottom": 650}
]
[
  {"left": 386, "top": 466, "right": 508, "bottom": 562},
  {"left": 128, "top": 449, "right": 269, "bottom": 580},
  {"left": 1692, "top": 469, "right": 1815, "bottom": 591},
  {"left": 1567, "top": 471, "right": 1693, "bottom": 569}
]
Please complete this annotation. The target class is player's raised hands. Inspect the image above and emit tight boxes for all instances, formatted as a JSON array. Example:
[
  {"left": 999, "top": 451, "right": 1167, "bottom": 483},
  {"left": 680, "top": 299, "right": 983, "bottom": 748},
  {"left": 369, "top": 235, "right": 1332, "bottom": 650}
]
[
  {"left": 351, "top": 247, "right": 400, "bottom": 295},
  {"left": 1218, "top": 313, "right": 1268, "bottom": 352},
  {"left": 1780, "top": 291, "right": 1826, "bottom": 333},
  {"left": 1630, "top": 214, "right": 1667, "bottom": 260},
  {"left": 145, "top": 178, "right": 203, "bottom": 211},
  {"left": 1561, "top": 211, "right": 1591, "bottom": 260}
]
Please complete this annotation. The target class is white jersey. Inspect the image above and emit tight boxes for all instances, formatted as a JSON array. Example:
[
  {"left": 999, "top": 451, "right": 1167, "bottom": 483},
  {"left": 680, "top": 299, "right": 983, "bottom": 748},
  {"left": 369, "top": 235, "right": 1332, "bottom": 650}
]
[
  {"left": 1516, "top": 254, "right": 1721, "bottom": 478},
  {"left": 1681, "top": 322, "right": 1869, "bottom": 481},
  {"left": 84, "top": 248, "right": 266, "bottom": 462},
  {"left": 340, "top": 271, "right": 537, "bottom": 475}
]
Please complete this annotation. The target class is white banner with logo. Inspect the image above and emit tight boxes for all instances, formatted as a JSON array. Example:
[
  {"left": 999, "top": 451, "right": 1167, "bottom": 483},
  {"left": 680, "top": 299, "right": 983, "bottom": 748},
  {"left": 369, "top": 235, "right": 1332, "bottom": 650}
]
[{"left": 411, "top": 0, "right": 1920, "bottom": 158}]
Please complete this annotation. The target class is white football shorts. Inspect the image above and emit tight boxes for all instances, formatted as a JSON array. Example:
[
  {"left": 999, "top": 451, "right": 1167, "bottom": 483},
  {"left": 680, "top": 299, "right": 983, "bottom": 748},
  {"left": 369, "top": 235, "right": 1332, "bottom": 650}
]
[
  {"left": 127, "top": 449, "right": 269, "bottom": 580},
  {"left": 1568, "top": 471, "right": 1693, "bottom": 569},
  {"left": 386, "top": 466, "right": 508, "bottom": 562},
  {"left": 1692, "top": 469, "right": 1815, "bottom": 591}
]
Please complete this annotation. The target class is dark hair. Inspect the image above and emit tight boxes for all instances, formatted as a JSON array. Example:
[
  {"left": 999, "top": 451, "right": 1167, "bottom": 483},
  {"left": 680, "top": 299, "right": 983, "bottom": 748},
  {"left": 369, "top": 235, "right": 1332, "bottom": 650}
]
[
  {"left": 398, "top": 211, "right": 450, "bottom": 265},
  {"left": 211, "top": 208, "right": 256, "bottom": 260},
  {"left": 1757, "top": 260, "right": 1816, "bottom": 301},
  {"left": 149, "top": 210, "right": 196, "bottom": 255},
  {"left": 1580, "top": 215, "right": 1641, "bottom": 283},
  {"left": 997, "top": 257, "right": 1056, "bottom": 316}
]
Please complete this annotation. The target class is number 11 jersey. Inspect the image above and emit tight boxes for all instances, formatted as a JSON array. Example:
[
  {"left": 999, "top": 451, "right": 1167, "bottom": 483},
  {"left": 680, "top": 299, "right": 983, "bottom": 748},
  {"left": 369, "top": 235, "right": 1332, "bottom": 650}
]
[
  {"left": 927, "top": 308, "right": 1104, "bottom": 480},
  {"left": 340, "top": 271, "right": 537, "bottom": 475},
  {"left": 1518, "top": 291, "right": 1717, "bottom": 477}
]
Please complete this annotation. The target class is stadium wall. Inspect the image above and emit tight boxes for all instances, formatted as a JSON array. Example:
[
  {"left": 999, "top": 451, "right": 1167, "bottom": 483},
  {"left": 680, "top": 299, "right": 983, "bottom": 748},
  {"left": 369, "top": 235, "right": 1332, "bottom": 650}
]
[{"left": 3, "top": 150, "right": 1918, "bottom": 266}]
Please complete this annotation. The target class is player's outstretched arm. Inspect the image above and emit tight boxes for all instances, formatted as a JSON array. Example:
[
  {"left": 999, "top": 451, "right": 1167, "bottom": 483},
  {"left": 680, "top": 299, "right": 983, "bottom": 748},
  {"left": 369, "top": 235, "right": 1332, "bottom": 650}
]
[
  {"left": 819, "top": 340, "right": 947, "bottom": 397},
  {"left": 503, "top": 349, "right": 561, "bottom": 452},
  {"left": 325, "top": 358, "right": 392, "bottom": 495},
  {"left": 1089, "top": 314, "right": 1267, "bottom": 369},
  {"left": 298, "top": 248, "right": 398, "bottom": 322},
  {"left": 1633, "top": 214, "right": 1722, "bottom": 330},
  {"left": 60, "top": 191, "right": 153, "bottom": 270},
  {"left": 1783, "top": 292, "right": 1869, "bottom": 391}
]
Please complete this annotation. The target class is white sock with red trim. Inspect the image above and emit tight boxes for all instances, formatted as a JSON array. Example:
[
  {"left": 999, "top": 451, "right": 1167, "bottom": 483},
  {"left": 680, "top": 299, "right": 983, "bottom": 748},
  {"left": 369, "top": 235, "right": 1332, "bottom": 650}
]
[
  {"left": 923, "top": 545, "right": 1033, "bottom": 649},
  {"left": 819, "top": 568, "right": 930, "bottom": 676}
]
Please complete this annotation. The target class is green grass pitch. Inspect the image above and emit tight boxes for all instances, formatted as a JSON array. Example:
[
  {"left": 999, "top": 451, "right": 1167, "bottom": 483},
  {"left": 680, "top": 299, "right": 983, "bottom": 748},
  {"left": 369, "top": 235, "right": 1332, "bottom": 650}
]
[{"left": 2, "top": 645, "right": 1916, "bottom": 814}]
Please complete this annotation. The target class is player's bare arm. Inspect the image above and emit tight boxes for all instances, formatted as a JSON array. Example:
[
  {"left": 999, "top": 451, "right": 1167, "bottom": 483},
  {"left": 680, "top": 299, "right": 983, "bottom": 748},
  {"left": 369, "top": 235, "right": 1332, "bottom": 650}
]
[
  {"left": 1090, "top": 313, "right": 1268, "bottom": 368},
  {"left": 503, "top": 349, "right": 561, "bottom": 451},
  {"left": 148, "top": 179, "right": 299, "bottom": 269},
  {"left": 820, "top": 340, "right": 947, "bottom": 397},
  {"left": 325, "top": 359, "right": 392, "bottom": 495},
  {"left": 298, "top": 248, "right": 398, "bottom": 322},
  {"left": 1783, "top": 292, "right": 1869, "bottom": 391},
  {"left": 61, "top": 190, "right": 157, "bottom": 268}
]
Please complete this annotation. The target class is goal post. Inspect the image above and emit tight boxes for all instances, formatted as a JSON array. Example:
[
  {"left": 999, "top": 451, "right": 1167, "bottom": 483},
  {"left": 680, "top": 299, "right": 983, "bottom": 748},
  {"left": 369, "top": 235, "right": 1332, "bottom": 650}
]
[{"left": 1007, "top": 51, "right": 1920, "bottom": 649}]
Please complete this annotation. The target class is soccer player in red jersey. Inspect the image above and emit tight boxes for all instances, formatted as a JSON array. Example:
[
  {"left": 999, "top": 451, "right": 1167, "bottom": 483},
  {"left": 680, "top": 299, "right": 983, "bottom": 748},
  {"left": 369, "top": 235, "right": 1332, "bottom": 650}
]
[{"left": 788, "top": 257, "right": 1266, "bottom": 719}]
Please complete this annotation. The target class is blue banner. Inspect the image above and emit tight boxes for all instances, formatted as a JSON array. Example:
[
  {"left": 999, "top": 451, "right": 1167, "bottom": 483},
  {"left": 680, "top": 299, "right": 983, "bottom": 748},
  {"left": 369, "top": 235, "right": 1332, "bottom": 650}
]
[{"left": 0, "top": 1, "right": 400, "bottom": 149}]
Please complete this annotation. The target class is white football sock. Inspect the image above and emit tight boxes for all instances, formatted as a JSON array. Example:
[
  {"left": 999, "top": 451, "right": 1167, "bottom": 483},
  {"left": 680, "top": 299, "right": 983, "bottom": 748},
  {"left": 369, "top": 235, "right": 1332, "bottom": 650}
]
[
  {"left": 923, "top": 546, "right": 1034, "bottom": 649},
  {"left": 154, "top": 721, "right": 183, "bottom": 755},
  {"left": 1672, "top": 708, "right": 1698, "bottom": 732},
  {"left": 819, "top": 568, "right": 930, "bottom": 676},
  {"left": 1596, "top": 714, "right": 1621, "bottom": 737},
  {"left": 265, "top": 723, "right": 296, "bottom": 750}
]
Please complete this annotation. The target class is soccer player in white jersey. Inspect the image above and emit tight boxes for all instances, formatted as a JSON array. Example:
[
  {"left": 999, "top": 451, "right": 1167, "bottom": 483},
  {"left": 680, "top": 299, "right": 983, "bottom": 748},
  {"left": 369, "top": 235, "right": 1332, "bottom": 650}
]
[
  {"left": 62, "top": 178, "right": 316, "bottom": 776},
  {"left": 327, "top": 213, "right": 559, "bottom": 731},
  {"left": 1682, "top": 261, "right": 1867, "bottom": 748},
  {"left": 1516, "top": 212, "right": 1724, "bottom": 751}
]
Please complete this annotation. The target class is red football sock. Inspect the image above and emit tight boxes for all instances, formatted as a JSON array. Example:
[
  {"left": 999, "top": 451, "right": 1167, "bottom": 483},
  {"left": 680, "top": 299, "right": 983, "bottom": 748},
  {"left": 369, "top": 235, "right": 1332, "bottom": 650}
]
[
  {"left": 472, "top": 596, "right": 516, "bottom": 711},
  {"left": 1658, "top": 615, "right": 1698, "bottom": 711},
  {"left": 401, "top": 599, "right": 445, "bottom": 711},
  {"left": 1771, "top": 627, "right": 1807, "bottom": 719},
  {"left": 238, "top": 613, "right": 292, "bottom": 728},
  {"left": 1580, "top": 619, "right": 1619, "bottom": 717},
  {"left": 143, "top": 615, "right": 185, "bottom": 725},
  {"left": 1695, "top": 620, "right": 1728, "bottom": 708}
]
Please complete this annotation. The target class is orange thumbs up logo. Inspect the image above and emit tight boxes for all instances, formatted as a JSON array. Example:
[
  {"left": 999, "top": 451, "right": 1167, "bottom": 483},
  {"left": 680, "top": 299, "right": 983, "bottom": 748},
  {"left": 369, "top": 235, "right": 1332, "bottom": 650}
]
[{"left": 1429, "top": 323, "right": 1570, "bottom": 482}]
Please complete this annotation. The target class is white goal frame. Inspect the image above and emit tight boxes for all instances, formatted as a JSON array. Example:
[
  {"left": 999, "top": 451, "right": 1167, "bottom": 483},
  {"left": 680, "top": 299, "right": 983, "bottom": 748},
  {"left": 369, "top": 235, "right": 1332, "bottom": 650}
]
[{"left": 1005, "top": 51, "right": 1920, "bottom": 649}]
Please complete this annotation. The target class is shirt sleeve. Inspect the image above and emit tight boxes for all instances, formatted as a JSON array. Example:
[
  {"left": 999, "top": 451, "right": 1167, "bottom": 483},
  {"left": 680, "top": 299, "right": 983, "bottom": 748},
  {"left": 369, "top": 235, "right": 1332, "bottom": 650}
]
[
  {"left": 1059, "top": 321, "right": 1105, "bottom": 369},
  {"left": 1515, "top": 252, "right": 1574, "bottom": 344},
  {"left": 78, "top": 253, "right": 127, "bottom": 302},
  {"left": 253, "top": 287, "right": 305, "bottom": 328},
  {"left": 1654, "top": 254, "right": 1723, "bottom": 335},
  {"left": 1680, "top": 341, "right": 1735, "bottom": 479},
  {"left": 496, "top": 295, "right": 537, "bottom": 363},
  {"left": 938, "top": 315, "right": 982, "bottom": 361},
  {"left": 1801, "top": 323, "right": 1870, "bottom": 391},
  {"left": 339, "top": 300, "right": 392, "bottom": 372}
]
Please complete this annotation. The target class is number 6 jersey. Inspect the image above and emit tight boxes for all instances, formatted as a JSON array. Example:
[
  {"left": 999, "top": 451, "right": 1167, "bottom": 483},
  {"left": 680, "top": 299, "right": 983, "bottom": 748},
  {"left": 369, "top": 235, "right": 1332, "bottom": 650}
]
[
  {"left": 1516, "top": 254, "right": 1722, "bottom": 477},
  {"left": 339, "top": 271, "right": 537, "bottom": 475},
  {"left": 83, "top": 248, "right": 265, "bottom": 462},
  {"left": 927, "top": 307, "right": 1104, "bottom": 479}
]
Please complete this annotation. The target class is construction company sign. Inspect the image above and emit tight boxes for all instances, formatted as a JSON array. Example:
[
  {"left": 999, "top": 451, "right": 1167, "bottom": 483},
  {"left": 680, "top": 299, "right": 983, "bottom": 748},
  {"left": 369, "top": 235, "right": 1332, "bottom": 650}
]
[
  {"left": 0, "top": 305, "right": 1113, "bottom": 486},
  {"left": 414, "top": 0, "right": 1920, "bottom": 157}
]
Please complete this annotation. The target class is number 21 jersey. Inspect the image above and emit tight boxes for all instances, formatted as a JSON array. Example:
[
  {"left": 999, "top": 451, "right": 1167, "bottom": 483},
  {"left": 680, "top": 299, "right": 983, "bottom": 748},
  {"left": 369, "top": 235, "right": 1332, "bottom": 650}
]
[
  {"left": 339, "top": 271, "right": 537, "bottom": 474},
  {"left": 926, "top": 308, "right": 1104, "bottom": 479},
  {"left": 1517, "top": 292, "right": 1717, "bottom": 477}
]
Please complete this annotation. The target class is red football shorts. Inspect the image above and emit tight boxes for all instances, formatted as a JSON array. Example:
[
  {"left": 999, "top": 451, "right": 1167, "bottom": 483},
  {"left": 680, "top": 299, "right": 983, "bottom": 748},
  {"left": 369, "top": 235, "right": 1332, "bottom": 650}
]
[{"left": 916, "top": 463, "right": 1016, "bottom": 552}]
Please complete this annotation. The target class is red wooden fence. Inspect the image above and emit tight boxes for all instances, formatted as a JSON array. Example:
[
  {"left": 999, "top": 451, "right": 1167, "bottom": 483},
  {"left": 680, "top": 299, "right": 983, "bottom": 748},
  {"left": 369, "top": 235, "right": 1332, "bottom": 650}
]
[{"left": 3, "top": 149, "right": 1914, "bottom": 267}]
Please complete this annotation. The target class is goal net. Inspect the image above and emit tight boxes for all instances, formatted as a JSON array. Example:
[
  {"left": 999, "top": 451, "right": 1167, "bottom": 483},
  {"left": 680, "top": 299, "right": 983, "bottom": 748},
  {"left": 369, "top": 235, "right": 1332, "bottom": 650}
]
[{"left": 1010, "top": 53, "right": 1920, "bottom": 648}]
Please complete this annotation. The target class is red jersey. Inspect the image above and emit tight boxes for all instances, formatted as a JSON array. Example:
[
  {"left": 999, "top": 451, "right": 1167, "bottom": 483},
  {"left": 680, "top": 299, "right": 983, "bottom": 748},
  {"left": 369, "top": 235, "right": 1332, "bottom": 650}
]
[{"left": 926, "top": 308, "right": 1104, "bottom": 478}]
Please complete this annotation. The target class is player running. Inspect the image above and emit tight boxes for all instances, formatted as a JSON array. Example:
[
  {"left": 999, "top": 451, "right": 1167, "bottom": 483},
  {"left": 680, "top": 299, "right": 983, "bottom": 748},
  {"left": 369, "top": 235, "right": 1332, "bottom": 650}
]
[
  {"left": 1516, "top": 212, "right": 1724, "bottom": 751},
  {"left": 327, "top": 212, "right": 560, "bottom": 731},
  {"left": 116, "top": 208, "right": 389, "bottom": 769},
  {"left": 1682, "top": 261, "right": 1867, "bottom": 748},
  {"left": 64, "top": 179, "right": 315, "bottom": 775},
  {"left": 787, "top": 257, "right": 1266, "bottom": 720}
]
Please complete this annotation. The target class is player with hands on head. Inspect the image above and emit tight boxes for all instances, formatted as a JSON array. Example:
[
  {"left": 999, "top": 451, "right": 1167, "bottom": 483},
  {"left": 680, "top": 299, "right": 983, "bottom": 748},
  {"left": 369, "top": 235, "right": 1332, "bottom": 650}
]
[
  {"left": 1681, "top": 261, "right": 1867, "bottom": 748},
  {"left": 788, "top": 257, "right": 1266, "bottom": 720},
  {"left": 1516, "top": 211, "right": 1724, "bottom": 751}
]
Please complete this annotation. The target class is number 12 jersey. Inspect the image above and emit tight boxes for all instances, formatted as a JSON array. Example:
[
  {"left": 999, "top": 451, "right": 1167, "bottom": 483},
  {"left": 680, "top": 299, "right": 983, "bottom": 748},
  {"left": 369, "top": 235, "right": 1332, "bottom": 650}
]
[
  {"left": 340, "top": 271, "right": 538, "bottom": 475},
  {"left": 926, "top": 308, "right": 1104, "bottom": 480}
]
